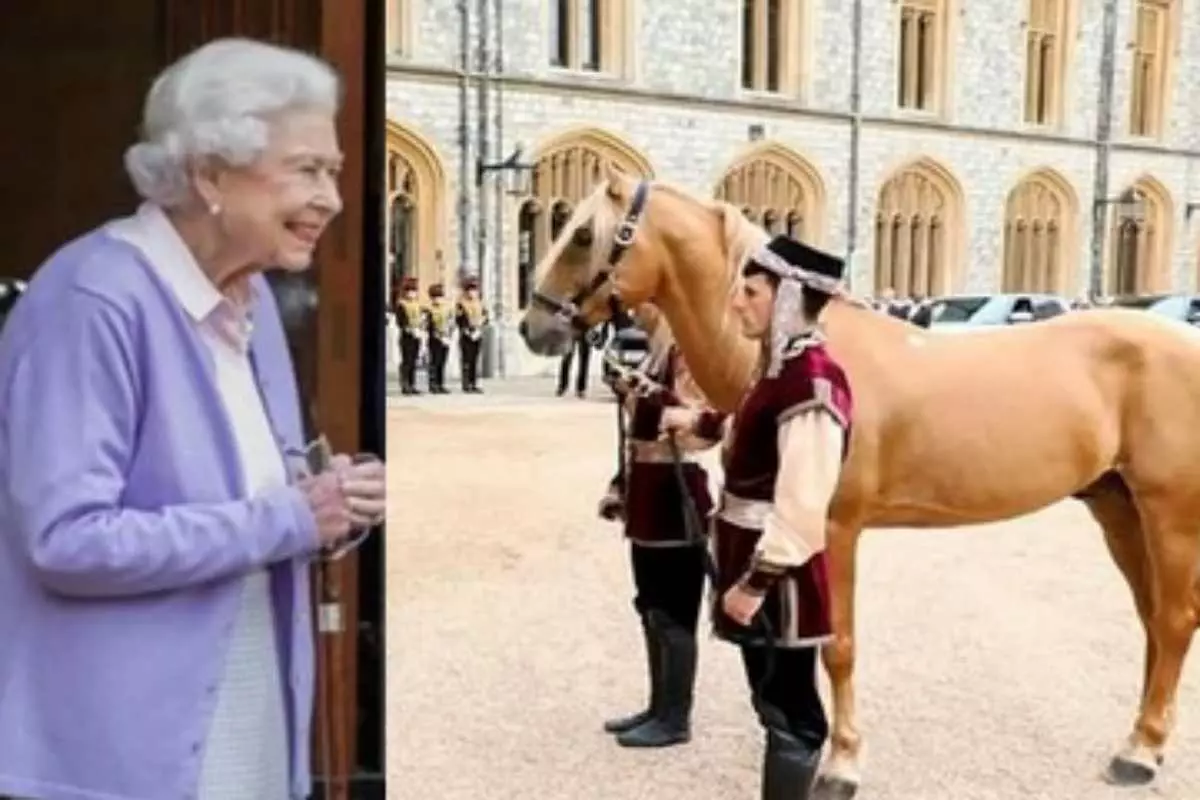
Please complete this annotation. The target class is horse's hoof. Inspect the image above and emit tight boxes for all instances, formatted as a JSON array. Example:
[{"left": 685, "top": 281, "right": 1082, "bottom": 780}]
[
  {"left": 813, "top": 775, "right": 859, "bottom": 800},
  {"left": 1105, "top": 753, "right": 1158, "bottom": 786}
]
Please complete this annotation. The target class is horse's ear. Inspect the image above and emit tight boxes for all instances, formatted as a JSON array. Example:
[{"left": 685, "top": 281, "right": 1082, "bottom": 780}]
[{"left": 604, "top": 162, "right": 627, "bottom": 200}]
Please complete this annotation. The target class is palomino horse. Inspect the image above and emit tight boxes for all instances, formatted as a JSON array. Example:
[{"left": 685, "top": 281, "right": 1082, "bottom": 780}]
[{"left": 518, "top": 165, "right": 1200, "bottom": 797}]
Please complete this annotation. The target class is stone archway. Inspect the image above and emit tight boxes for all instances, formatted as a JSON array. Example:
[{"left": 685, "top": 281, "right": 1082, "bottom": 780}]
[
  {"left": 1108, "top": 174, "right": 1174, "bottom": 296},
  {"left": 385, "top": 120, "right": 448, "bottom": 301},
  {"left": 1001, "top": 168, "right": 1079, "bottom": 293},
  {"left": 713, "top": 141, "right": 828, "bottom": 246},
  {"left": 872, "top": 157, "right": 965, "bottom": 298}
]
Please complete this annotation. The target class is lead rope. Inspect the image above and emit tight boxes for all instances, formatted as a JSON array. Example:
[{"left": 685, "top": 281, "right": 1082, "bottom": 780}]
[
  {"left": 615, "top": 382, "right": 627, "bottom": 498},
  {"left": 665, "top": 434, "right": 777, "bottom": 706}
]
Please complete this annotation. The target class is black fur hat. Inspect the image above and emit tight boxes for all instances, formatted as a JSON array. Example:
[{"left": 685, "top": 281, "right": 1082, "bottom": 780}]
[{"left": 751, "top": 235, "right": 845, "bottom": 290}]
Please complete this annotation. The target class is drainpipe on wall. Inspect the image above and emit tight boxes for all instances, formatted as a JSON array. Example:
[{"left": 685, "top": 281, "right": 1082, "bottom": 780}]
[
  {"left": 1089, "top": 0, "right": 1119, "bottom": 299},
  {"left": 491, "top": 0, "right": 507, "bottom": 377},
  {"left": 475, "top": 0, "right": 493, "bottom": 376},
  {"left": 456, "top": 0, "right": 472, "bottom": 288},
  {"left": 845, "top": 0, "right": 864, "bottom": 291}
]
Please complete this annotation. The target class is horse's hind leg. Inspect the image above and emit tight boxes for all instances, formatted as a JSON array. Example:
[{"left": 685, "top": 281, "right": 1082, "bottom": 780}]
[
  {"left": 1107, "top": 490, "right": 1200, "bottom": 786},
  {"left": 1079, "top": 474, "right": 1156, "bottom": 710}
]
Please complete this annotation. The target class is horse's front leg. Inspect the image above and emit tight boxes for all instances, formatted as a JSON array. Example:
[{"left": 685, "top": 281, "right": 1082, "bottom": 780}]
[{"left": 816, "top": 521, "right": 863, "bottom": 799}]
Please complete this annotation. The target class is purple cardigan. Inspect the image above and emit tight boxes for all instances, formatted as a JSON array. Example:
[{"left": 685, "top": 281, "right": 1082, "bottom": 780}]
[{"left": 0, "top": 225, "right": 321, "bottom": 800}]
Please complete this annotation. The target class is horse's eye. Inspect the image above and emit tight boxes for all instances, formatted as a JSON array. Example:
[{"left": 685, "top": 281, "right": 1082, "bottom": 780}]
[{"left": 572, "top": 226, "right": 593, "bottom": 248}]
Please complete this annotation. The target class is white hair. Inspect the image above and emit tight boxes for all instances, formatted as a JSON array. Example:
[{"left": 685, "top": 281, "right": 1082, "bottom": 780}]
[{"left": 123, "top": 37, "right": 341, "bottom": 208}]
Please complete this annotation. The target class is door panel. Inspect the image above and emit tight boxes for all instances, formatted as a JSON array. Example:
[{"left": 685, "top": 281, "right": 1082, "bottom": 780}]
[
  {"left": 160, "top": 0, "right": 322, "bottom": 58},
  {"left": 0, "top": 4, "right": 159, "bottom": 279}
]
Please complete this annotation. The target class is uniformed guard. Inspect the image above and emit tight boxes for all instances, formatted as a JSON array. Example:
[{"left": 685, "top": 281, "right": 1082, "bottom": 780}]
[
  {"left": 395, "top": 276, "right": 425, "bottom": 395},
  {"left": 662, "top": 235, "right": 853, "bottom": 799},
  {"left": 454, "top": 276, "right": 487, "bottom": 393},
  {"left": 423, "top": 282, "right": 454, "bottom": 394},
  {"left": 557, "top": 328, "right": 594, "bottom": 398},
  {"left": 596, "top": 306, "right": 725, "bottom": 749}
]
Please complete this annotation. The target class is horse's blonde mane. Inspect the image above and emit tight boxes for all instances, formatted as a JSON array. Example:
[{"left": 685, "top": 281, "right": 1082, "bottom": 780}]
[
  {"left": 703, "top": 193, "right": 871, "bottom": 312},
  {"left": 644, "top": 181, "right": 872, "bottom": 314},
  {"left": 638, "top": 181, "right": 767, "bottom": 291},
  {"left": 542, "top": 176, "right": 870, "bottom": 315}
]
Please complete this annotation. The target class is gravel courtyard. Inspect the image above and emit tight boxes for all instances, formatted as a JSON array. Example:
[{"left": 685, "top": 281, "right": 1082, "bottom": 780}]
[{"left": 385, "top": 379, "right": 1200, "bottom": 800}]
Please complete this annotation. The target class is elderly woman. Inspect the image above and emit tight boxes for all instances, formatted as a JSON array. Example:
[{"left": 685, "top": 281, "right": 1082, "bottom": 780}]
[{"left": 0, "top": 38, "right": 385, "bottom": 800}]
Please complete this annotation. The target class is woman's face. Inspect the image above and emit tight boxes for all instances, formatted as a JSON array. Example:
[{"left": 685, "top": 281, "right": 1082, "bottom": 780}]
[{"left": 201, "top": 109, "right": 344, "bottom": 272}]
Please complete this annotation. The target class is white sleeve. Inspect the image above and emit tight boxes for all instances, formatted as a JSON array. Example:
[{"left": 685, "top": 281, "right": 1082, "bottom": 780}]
[{"left": 754, "top": 408, "right": 844, "bottom": 571}]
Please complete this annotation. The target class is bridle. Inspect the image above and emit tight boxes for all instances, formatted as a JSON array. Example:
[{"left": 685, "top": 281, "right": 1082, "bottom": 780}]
[{"left": 530, "top": 180, "right": 650, "bottom": 341}]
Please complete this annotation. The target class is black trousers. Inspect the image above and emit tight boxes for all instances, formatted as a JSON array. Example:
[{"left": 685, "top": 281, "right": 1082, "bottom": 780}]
[
  {"left": 399, "top": 335, "right": 420, "bottom": 388},
  {"left": 428, "top": 339, "right": 448, "bottom": 388},
  {"left": 740, "top": 644, "right": 829, "bottom": 752},
  {"left": 630, "top": 542, "right": 706, "bottom": 633},
  {"left": 557, "top": 337, "right": 591, "bottom": 394},
  {"left": 459, "top": 337, "right": 481, "bottom": 387}
]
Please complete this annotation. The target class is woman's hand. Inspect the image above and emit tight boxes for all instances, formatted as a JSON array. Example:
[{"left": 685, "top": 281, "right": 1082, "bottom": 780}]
[
  {"left": 298, "top": 454, "right": 386, "bottom": 547},
  {"left": 297, "top": 471, "right": 353, "bottom": 547},
  {"left": 336, "top": 455, "right": 387, "bottom": 530}
]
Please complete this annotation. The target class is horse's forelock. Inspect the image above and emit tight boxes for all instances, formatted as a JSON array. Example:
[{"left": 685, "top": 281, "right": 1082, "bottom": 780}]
[
  {"left": 534, "top": 183, "right": 621, "bottom": 286},
  {"left": 588, "top": 182, "right": 623, "bottom": 265}
]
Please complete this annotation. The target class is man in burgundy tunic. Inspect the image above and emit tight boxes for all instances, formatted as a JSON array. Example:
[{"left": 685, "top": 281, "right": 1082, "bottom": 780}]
[
  {"left": 664, "top": 235, "right": 852, "bottom": 799},
  {"left": 596, "top": 309, "right": 722, "bottom": 748}
]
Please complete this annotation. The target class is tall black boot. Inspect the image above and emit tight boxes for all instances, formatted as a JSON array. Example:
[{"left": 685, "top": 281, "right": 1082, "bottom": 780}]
[
  {"left": 616, "top": 609, "right": 695, "bottom": 748},
  {"left": 761, "top": 727, "right": 821, "bottom": 800},
  {"left": 603, "top": 614, "right": 660, "bottom": 734}
]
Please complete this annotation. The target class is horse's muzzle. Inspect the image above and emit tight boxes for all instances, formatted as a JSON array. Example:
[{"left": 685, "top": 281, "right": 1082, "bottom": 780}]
[{"left": 517, "top": 310, "right": 573, "bottom": 356}]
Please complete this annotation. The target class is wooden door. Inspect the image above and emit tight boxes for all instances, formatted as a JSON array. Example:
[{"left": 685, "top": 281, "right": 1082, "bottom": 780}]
[
  {"left": 160, "top": 3, "right": 375, "bottom": 798},
  {"left": 0, "top": 2, "right": 383, "bottom": 798},
  {"left": 0, "top": 5, "right": 161, "bottom": 279}
]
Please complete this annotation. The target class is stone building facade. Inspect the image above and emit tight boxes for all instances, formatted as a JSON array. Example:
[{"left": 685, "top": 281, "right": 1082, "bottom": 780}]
[{"left": 386, "top": 0, "right": 1200, "bottom": 377}]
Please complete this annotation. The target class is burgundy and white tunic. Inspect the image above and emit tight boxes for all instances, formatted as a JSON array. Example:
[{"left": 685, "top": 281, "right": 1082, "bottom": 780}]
[
  {"left": 711, "top": 332, "right": 853, "bottom": 649},
  {"left": 617, "top": 347, "right": 720, "bottom": 547}
]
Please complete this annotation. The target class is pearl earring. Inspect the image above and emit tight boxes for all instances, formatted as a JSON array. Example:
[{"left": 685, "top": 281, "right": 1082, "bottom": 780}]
[{"left": 209, "top": 203, "right": 222, "bottom": 215}]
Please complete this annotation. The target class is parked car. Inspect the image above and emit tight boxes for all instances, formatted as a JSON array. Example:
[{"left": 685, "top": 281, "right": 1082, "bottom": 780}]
[
  {"left": 601, "top": 325, "right": 651, "bottom": 388},
  {"left": 1106, "top": 293, "right": 1200, "bottom": 327},
  {"left": 913, "top": 292, "right": 1070, "bottom": 332}
]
